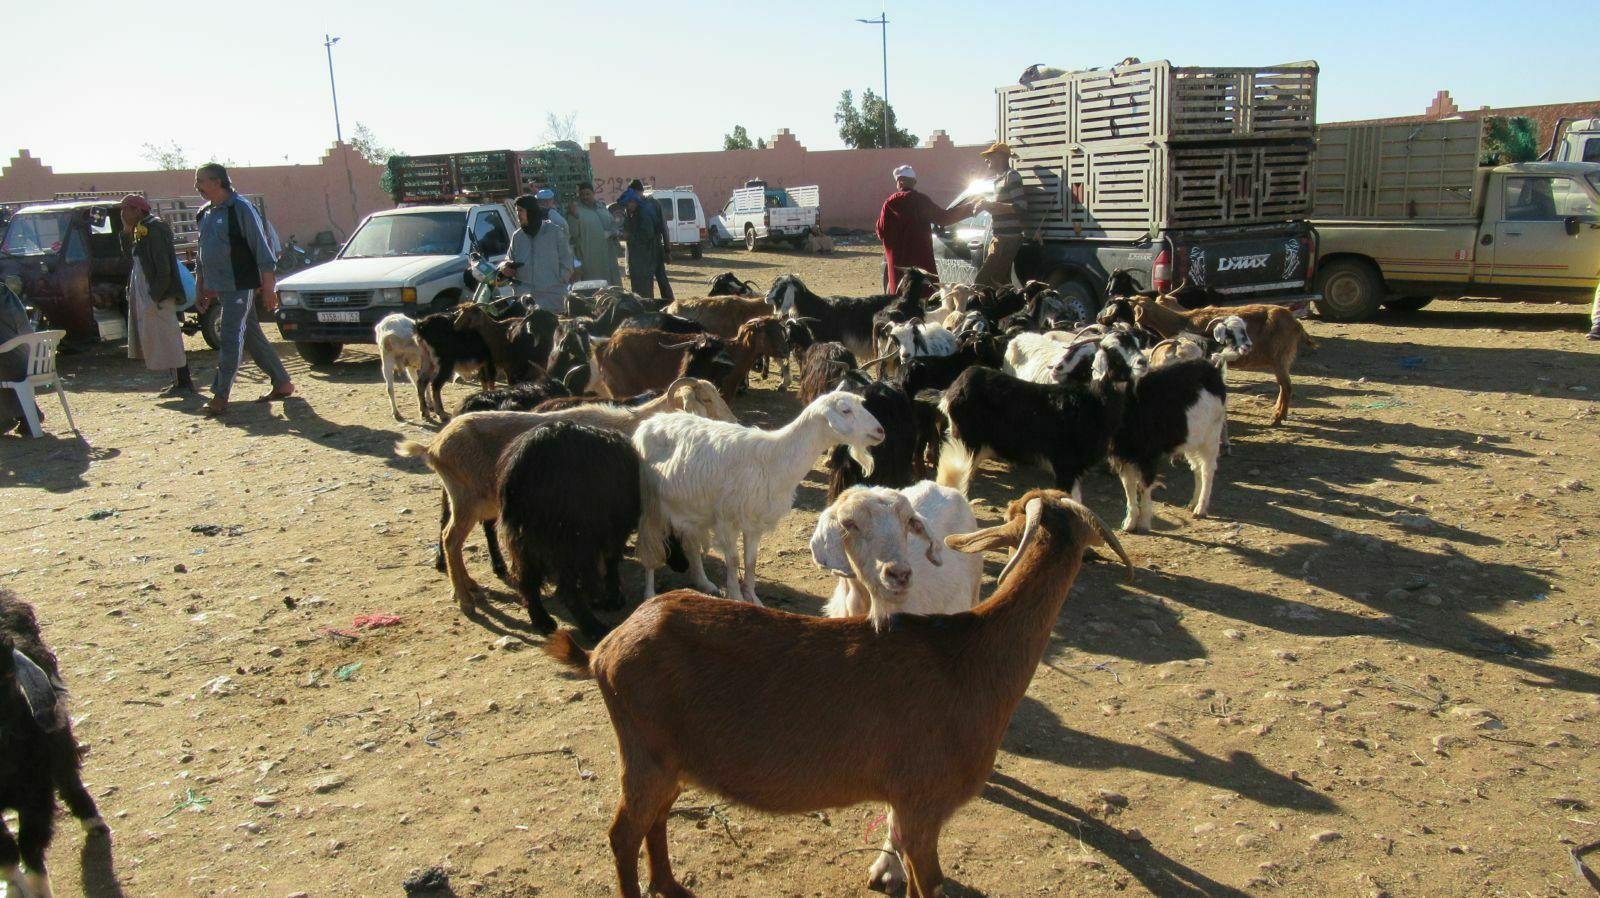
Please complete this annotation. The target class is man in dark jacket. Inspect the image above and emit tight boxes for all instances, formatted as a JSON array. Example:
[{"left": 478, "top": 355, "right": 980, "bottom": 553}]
[
  {"left": 628, "top": 179, "right": 674, "bottom": 300},
  {"left": 620, "top": 188, "right": 670, "bottom": 299},
  {"left": 119, "top": 195, "right": 194, "bottom": 395}
]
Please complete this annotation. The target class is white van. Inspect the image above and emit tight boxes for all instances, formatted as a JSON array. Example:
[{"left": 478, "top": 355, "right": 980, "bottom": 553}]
[{"left": 645, "top": 186, "right": 708, "bottom": 258}]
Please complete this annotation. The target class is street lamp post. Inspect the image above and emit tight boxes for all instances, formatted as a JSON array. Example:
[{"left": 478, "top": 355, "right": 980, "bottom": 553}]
[
  {"left": 855, "top": 8, "right": 889, "bottom": 148},
  {"left": 324, "top": 34, "right": 343, "bottom": 145}
]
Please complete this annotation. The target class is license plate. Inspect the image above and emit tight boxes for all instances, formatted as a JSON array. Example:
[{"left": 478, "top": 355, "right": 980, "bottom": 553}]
[{"left": 316, "top": 311, "right": 360, "bottom": 323}]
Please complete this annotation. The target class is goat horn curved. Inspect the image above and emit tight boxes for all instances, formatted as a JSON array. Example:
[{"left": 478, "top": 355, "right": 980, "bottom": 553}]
[
  {"left": 997, "top": 497, "right": 1045, "bottom": 587},
  {"left": 1058, "top": 497, "right": 1135, "bottom": 582},
  {"left": 659, "top": 338, "right": 699, "bottom": 350},
  {"left": 861, "top": 351, "right": 898, "bottom": 368}
]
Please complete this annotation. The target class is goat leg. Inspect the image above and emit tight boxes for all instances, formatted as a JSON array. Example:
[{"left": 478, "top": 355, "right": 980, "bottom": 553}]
[
  {"left": 14, "top": 802, "right": 53, "bottom": 898},
  {"left": 382, "top": 355, "right": 402, "bottom": 421},
  {"left": 740, "top": 531, "right": 763, "bottom": 605},
  {"left": 433, "top": 491, "right": 450, "bottom": 573},
  {"left": 517, "top": 558, "right": 557, "bottom": 633},
  {"left": 430, "top": 367, "right": 452, "bottom": 423},
  {"left": 560, "top": 569, "right": 610, "bottom": 642},
  {"left": 1271, "top": 362, "right": 1291, "bottom": 425},
  {"left": 49, "top": 738, "right": 106, "bottom": 834},
  {"left": 893, "top": 811, "right": 946, "bottom": 898},
  {"left": 714, "top": 527, "right": 742, "bottom": 602},
  {"left": 483, "top": 520, "right": 510, "bottom": 584},
  {"left": 645, "top": 800, "right": 693, "bottom": 898},
  {"left": 867, "top": 808, "right": 907, "bottom": 894},
  {"left": 596, "top": 551, "right": 626, "bottom": 611}
]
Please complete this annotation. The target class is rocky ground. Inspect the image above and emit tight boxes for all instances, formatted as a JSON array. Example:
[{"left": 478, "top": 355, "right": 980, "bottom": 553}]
[{"left": 3, "top": 243, "right": 1598, "bottom": 898}]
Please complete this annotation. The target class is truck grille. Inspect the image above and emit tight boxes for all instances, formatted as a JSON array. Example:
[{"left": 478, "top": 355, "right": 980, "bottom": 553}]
[{"left": 303, "top": 291, "right": 373, "bottom": 310}]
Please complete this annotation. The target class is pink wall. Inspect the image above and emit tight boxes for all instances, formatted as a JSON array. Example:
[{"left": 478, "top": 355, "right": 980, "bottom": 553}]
[
  {"left": 588, "top": 129, "right": 988, "bottom": 231},
  {"left": 0, "top": 144, "right": 389, "bottom": 244}
]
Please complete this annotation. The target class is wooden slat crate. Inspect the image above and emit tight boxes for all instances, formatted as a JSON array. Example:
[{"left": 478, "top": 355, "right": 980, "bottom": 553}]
[{"left": 1312, "top": 120, "right": 1479, "bottom": 219}]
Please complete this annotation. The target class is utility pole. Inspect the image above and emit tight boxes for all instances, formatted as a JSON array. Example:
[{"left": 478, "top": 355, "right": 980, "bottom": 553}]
[
  {"left": 855, "top": 5, "right": 889, "bottom": 148},
  {"left": 324, "top": 34, "right": 343, "bottom": 144}
]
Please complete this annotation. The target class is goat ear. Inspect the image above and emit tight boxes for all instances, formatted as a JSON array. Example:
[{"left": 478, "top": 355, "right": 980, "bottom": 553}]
[
  {"left": 808, "top": 507, "right": 853, "bottom": 577},
  {"left": 945, "top": 517, "right": 1025, "bottom": 554},
  {"left": 910, "top": 514, "right": 943, "bottom": 566}
]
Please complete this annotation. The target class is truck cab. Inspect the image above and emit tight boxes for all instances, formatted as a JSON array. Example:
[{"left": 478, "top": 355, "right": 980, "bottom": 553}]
[
  {"left": 0, "top": 200, "right": 130, "bottom": 342},
  {"left": 274, "top": 202, "right": 514, "bottom": 365},
  {"left": 1555, "top": 118, "right": 1600, "bottom": 163}
]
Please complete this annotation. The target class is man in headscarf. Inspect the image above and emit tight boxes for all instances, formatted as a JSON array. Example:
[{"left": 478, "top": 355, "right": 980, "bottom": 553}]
[
  {"left": 503, "top": 194, "right": 575, "bottom": 313},
  {"left": 619, "top": 188, "right": 669, "bottom": 299},
  {"left": 629, "top": 179, "right": 675, "bottom": 300},
  {"left": 875, "top": 164, "right": 971, "bottom": 296},
  {"left": 118, "top": 194, "right": 195, "bottom": 396},
  {"left": 566, "top": 182, "right": 622, "bottom": 287}
]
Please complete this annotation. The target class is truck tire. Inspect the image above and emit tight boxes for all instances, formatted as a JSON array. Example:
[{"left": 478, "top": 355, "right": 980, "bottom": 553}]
[
  {"left": 1313, "top": 260, "right": 1384, "bottom": 322},
  {"left": 789, "top": 235, "right": 808, "bottom": 251},
  {"left": 295, "top": 341, "right": 343, "bottom": 366},
  {"left": 690, "top": 242, "right": 703, "bottom": 259},
  {"left": 1055, "top": 276, "right": 1099, "bottom": 324},
  {"left": 1384, "top": 296, "right": 1434, "bottom": 314},
  {"left": 198, "top": 303, "right": 221, "bottom": 349},
  {"left": 744, "top": 225, "right": 758, "bottom": 252}
]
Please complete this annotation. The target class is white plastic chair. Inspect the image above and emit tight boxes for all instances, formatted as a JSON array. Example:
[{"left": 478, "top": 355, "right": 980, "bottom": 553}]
[{"left": 0, "top": 329, "right": 78, "bottom": 438}]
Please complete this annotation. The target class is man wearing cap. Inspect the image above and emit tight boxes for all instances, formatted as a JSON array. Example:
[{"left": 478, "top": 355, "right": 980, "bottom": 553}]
[
  {"left": 192, "top": 162, "right": 294, "bottom": 416},
  {"left": 875, "top": 164, "right": 970, "bottom": 296},
  {"left": 118, "top": 195, "right": 194, "bottom": 396},
  {"left": 974, "top": 142, "right": 1031, "bottom": 289},
  {"left": 534, "top": 187, "right": 568, "bottom": 229}
]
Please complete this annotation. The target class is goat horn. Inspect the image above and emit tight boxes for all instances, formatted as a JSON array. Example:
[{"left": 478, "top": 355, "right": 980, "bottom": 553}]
[
  {"left": 861, "top": 351, "right": 898, "bottom": 368},
  {"left": 996, "top": 497, "right": 1044, "bottom": 587},
  {"left": 1058, "top": 497, "right": 1135, "bottom": 582},
  {"left": 660, "top": 338, "right": 698, "bottom": 350}
]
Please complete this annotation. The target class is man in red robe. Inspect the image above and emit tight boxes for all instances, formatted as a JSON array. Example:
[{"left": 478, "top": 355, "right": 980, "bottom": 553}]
[{"left": 876, "top": 165, "right": 973, "bottom": 296}]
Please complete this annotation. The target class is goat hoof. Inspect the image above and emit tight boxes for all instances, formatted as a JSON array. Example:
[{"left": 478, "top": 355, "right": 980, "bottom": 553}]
[
  {"left": 867, "top": 870, "right": 905, "bottom": 895},
  {"left": 650, "top": 881, "right": 696, "bottom": 898}
]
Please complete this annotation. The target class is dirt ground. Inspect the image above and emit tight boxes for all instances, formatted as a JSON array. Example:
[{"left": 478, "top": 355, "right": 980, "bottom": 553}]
[{"left": 3, "top": 242, "right": 1598, "bottom": 898}]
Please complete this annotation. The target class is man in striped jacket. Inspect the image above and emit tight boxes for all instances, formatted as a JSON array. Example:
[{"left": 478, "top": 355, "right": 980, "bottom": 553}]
[{"left": 192, "top": 163, "right": 294, "bottom": 416}]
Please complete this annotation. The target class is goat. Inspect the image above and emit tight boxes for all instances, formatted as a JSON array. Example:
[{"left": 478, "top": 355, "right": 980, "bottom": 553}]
[
  {"left": 1, "top": 589, "right": 109, "bottom": 898},
  {"left": 544, "top": 490, "right": 1132, "bottom": 898},
  {"left": 595, "top": 329, "right": 732, "bottom": 400},
  {"left": 397, "top": 378, "right": 734, "bottom": 613},
  {"left": 1146, "top": 315, "right": 1249, "bottom": 454},
  {"left": 796, "top": 342, "right": 857, "bottom": 407},
  {"left": 632, "top": 391, "right": 885, "bottom": 603},
  {"left": 1127, "top": 297, "right": 1314, "bottom": 425},
  {"left": 767, "top": 274, "right": 896, "bottom": 364},
  {"left": 455, "top": 376, "right": 571, "bottom": 415},
  {"left": 716, "top": 316, "right": 790, "bottom": 398},
  {"left": 454, "top": 304, "right": 543, "bottom": 385},
  {"left": 415, "top": 310, "right": 495, "bottom": 421},
  {"left": 936, "top": 362, "right": 1125, "bottom": 497},
  {"left": 928, "top": 283, "right": 978, "bottom": 330},
  {"left": 664, "top": 296, "right": 771, "bottom": 340},
  {"left": 584, "top": 290, "right": 673, "bottom": 338},
  {"left": 894, "top": 334, "right": 1003, "bottom": 395},
  {"left": 1104, "top": 268, "right": 1157, "bottom": 300},
  {"left": 497, "top": 421, "right": 642, "bottom": 639},
  {"left": 374, "top": 313, "right": 438, "bottom": 422},
  {"left": 706, "top": 272, "right": 759, "bottom": 296},
  {"left": 546, "top": 318, "right": 596, "bottom": 393},
  {"left": 1095, "top": 337, "right": 1227, "bottom": 531},
  {"left": 997, "top": 287, "right": 1074, "bottom": 334},
  {"left": 1002, "top": 331, "right": 1078, "bottom": 383},
  {"left": 886, "top": 319, "right": 960, "bottom": 366},
  {"left": 825, "top": 371, "right": 918, "bottom": 502},
  {"left": 506, "top": 307, "right": 561, "bottom": 381}
]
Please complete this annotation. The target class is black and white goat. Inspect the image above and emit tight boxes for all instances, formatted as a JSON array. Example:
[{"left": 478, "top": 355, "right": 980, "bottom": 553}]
[
  {"left": 2, "top": 589, "right": 108, "bottom": 898},
  {"left": 885, "top": 319, "right": 960, "bottom": 366},
  {"left": 767, "top": 274, "right": 896, "bottom": 363},
  {"left": 415, "top": 310, "right": 495, "bottom": 421},
  {"left": 497, "top": 421, "right": 643, "bottom": 640},
  {"left": 707, "top": 271, "right": 761, "bottom": 296}
]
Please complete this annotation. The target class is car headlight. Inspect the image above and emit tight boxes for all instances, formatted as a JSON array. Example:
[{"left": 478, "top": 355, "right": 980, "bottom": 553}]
[
  {"left": 377, "top": 287, "right": 403, "bottom": 304},
  {"left": 278, "top": 291, "right": 302, "bottom": 307}
]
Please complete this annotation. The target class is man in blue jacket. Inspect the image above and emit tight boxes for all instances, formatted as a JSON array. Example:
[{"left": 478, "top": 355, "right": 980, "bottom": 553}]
[{"left": 192, "top": 163, "right": 294, "bottom": 416}]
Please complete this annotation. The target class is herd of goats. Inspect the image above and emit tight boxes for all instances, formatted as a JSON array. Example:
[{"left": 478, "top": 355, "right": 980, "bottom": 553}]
[{"left": 0, "top": 267, "right": 1318, "bottom": 898}]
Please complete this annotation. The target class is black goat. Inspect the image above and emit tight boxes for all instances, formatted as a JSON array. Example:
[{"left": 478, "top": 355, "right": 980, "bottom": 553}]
[
  {"left": 1, "top": 589, "right": 108, "bottom": 898},
  {"left": 617, "top": 311, "right": 705, "bottom": 335},
  {"left": 826, "top": 370, "right": 919, "bottom": 502},
  {"left": 707, "top": 272, "right": 760, "bottom": 296},
  {"left": 893, "top": 334, "right": 1004, "bottom": 395},
  {"left": 455, "top": 376, "right": 572, "bottom": 415},
  {"left": 767, "top": 274, "right": 895, "bottom": 363},
  {"left": 796, "top": 342, "right": 857, "bottom": 406},
  {"left": 936, "top": 364, "right": 1125, "bottom": 496},
  {"left": 547, "top": 319, "right": 595, "bottom": 393},
  {"left": 496, "top": 421, "right": 642, "bottom": 640},
  {"left": 587, "top": 291, "right": 671, "bottom": 337},
  {"left": 506, "top": 307, "right": 561, "bottom": 381},
  {"left": 415, "top": 310, "right": 495, "bottom": 421},
  {"left": 1105, "top": 268, "right": 1157, "bottom": 299},
  {"left": 871, "top": 267, "right": 940, "bottom": 336}
]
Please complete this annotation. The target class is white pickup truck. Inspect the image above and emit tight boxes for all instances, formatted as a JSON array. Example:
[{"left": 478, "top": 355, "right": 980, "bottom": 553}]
[
  {"left": 274, "top": 202, "right": 515, "bottom": 364},
  {"left": 717, "top": 180, "right": 820, "bottom": 251}
]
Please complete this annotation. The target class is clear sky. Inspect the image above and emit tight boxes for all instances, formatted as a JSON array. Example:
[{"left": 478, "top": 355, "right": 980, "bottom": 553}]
[{"left": 7, "top": 0, "right": 1582, "bottom": 173}]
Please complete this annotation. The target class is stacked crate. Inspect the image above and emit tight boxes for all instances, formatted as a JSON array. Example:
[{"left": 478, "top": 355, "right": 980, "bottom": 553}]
[
  {"left": 515, "top": 142, "right": 595, "bottom": 205},
  {"left": 997, "top": 61, "right": 1318, "bottom": 239},
  {"left": 388, "top": 145, "right": 594, "bottom": 205}
]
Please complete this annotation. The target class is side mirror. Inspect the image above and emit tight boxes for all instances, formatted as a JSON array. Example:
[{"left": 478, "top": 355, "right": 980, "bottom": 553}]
[{"left": 1565, "top": 216, "right": 1581, "bottom": 237}]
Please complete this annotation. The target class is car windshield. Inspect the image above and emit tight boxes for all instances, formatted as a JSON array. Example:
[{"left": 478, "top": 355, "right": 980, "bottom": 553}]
[
  {"left": 340, "top": 211, "right": 467, "bottom": 258},
  {"left": 948, "top": 178, "right": 997, "bottom": 210},
  {"left": 0, "top": 211, "right": 70, "bottom": 257},
  {"left": 1588, "top": 172, "right": 1600, "bottom": 197}
]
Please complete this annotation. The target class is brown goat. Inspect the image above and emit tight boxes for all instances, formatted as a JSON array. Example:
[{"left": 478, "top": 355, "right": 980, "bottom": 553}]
[
  {"left": 452, "top": 304, "right": 527, "bottom": 383},
  {"left": 664, "top": 295, "right": 773, "bottom": 340},
  {"left": 545, "top": 489, "right": 1133, "bottom": 898},
  {"left": 716, "top": 316, "right": 789, "bottom": 397},
  {"left": 1130, "top": 297, "right": 1316, "bottom": 425},
  {"left": 396, "top": 378, "right": 735, "bottom": 613},
  {"left": 593, "top": 329, "right": 728, "bottom": 400}
]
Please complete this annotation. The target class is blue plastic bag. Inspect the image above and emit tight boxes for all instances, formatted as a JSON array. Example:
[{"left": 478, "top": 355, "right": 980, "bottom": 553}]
[{"left": 175, "top": 261, "right": 197, "bottom": 311}]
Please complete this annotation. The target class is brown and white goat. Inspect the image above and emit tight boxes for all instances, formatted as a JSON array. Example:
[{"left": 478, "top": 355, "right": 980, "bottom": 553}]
[
  {"left": 396, "top": 378, "right": 734, "bottom": 614},
  {"left": 1126, "top": 296, "right": 1315, "bottom": 425},
  {"left": 545, "top": 489, "right": 1133, "bottom": 898}
]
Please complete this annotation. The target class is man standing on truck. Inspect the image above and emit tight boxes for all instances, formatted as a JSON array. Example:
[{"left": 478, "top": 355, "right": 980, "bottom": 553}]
[
  {"left": 567, "top": 182, "right": 622, "bottom": 287},
  {"left": 192, "top": 163, "right": 294, "bottom": 416},
  {"left": 502, "top": 194, "right": 574, "bottom": 313},
  {"left": 876, "top": 164, "right": 970, "bottom": 296},
  {"left": 973, "top": 143, "right": 1030, "bottom": 289}
]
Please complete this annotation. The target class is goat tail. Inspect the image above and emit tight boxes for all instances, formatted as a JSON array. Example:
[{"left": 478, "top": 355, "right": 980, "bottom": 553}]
[
  {"left": 935, "top": 436, "right": 975, "bottom": 494},
  {"left": 395, "top": 440, "right": 436, "bottom": 467},
  {"left": 1295, "top": 318, "right": 1319, "bottom": 351},
  {"left": 543, "top": 629, "right": 595, "bottom": 677}
]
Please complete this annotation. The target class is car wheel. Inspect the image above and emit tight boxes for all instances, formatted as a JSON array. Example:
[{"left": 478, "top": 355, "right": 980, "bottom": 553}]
[
  {"left": 1054, "top": 276, "right": 1098, "bottom": 325},
  {"left": 744, "top": 225, "right": 758, "bottom": 252},
  {"left": 295, "top": 341, "right": 342, "bottom": 366},
  {"left": 691, "top": 243, "right": 703, "bottom": 259},
  {"left": 1384, "top": 296, "right": 1434, "bottom": 314},
  {"left": 198, "top": 303, "right": 221, "bottom": 349},
  {"left": 1313, "top": 260, "right": 1384, "bottom": 322}
]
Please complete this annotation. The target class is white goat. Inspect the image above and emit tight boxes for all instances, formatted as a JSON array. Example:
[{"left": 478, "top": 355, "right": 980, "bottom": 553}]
[
  {"left": 1002, "top": 331, "right": 1077, "bottom": 383},
  {"left": 886, "top": 319, "right": 960, "bottom": 366},
  {"left": 375, "top": 313, "right": 436, "bottom": 422},
  {"left": 928, "top": 284, "right": 976, "bottom": 330},
  {"left": 634, "top": 391, "right": 885, "bottom": 604}
]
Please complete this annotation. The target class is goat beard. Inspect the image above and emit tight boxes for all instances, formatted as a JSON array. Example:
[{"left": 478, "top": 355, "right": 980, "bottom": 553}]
[{"left": 847, "top": 441, "right": 876, "bottom": 477}]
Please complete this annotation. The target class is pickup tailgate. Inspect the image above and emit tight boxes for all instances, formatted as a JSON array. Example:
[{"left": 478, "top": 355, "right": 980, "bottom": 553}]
[
  {"left": 1178, "top": 232, "right": 1311, "bottom": 297},
  {"left": 769, "top": 207, "right": 816, "bottom": 230}
]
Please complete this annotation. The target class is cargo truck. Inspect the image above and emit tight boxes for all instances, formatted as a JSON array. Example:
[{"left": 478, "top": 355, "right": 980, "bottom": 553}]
[{"left": 1310, "top": 119, "right": 1600, "bottom": 321}]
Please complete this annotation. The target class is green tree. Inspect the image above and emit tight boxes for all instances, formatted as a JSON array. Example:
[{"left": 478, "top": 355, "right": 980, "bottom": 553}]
[
  {"left": 723, "top": 126, "right": 767, "bottom": 151},
  {"left": 140, "top": 141, "right": 189, "bottom": 171},
  {"left": 1481, "top": 116, "right": 1539, "bottom": 165},
  {"left": 834, "top": 89, "right": 917, "bottom": 149}
]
